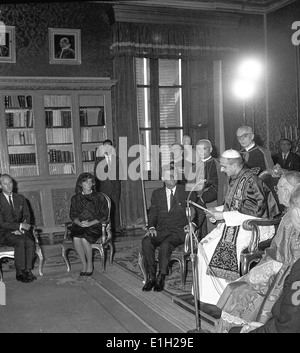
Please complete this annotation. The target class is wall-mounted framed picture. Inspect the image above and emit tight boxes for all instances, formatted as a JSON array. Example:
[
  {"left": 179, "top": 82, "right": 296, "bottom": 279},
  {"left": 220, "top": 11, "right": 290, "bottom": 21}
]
[
  {"left": 0, "top": 26, "right": 16, "bottom": 63},
  {"left": 49, "top": 28, "right": 81, "bottom": 65}
]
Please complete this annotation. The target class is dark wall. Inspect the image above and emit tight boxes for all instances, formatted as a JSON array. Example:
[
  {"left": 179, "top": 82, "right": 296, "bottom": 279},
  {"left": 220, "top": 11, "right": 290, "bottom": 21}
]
[
  {"left": 0, "top": 1, "right": 112, "bottom": 77},
  {"left": 223, "top": 13, "right": 265, "bottom": 150},
  {"left": 266, "top": 1, "right": 300, "bottom": 154}
]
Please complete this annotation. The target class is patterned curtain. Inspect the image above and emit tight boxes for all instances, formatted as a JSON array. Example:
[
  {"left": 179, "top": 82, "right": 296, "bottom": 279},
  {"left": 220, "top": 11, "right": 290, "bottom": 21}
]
[{"left": 110, "top": 22, "right": 238, "bottom": 59}]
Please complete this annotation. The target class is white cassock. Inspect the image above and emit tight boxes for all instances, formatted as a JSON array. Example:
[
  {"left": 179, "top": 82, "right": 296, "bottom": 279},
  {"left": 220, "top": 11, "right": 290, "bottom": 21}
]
[{"left": 195, "top": 206, "right": 275, "bottom": 305}]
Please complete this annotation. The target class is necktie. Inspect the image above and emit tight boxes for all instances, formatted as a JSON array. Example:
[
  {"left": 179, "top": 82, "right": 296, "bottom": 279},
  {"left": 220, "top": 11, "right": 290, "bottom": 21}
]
[
  {"left": 169, "top": 189, "right": 174, "bottom": 211},
  {"left": 283, "top": 155, "right": 287, "bottom": 163},
  {"left": 9, "top": 195, "right": 14, "bottom": 210}
]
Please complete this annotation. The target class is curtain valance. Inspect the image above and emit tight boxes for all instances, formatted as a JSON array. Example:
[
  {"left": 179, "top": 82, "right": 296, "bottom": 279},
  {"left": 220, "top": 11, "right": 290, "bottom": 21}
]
[{"left": 110, "top": 22, "right": 238, "bottom": 58}]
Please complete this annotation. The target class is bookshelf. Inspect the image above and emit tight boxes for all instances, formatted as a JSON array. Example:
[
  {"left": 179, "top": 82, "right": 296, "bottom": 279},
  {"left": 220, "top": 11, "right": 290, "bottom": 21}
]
[
  {"left": 4, "top": 94, "right": 39, "bottom": 178},
  {"left": 0, "top": 77, "right": 116, "bottom": 236},
  {"left": 44, "top": 94, "right": 75, "bottom": 175},
  {"left": 79, "top": 95, "right": 107, "bottom": 173}
]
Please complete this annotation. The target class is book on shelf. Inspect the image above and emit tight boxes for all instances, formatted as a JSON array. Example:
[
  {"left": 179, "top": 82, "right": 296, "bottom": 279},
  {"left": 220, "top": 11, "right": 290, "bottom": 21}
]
[
  {"left": 9, "top": 153, "right": 36, "bottom": 165},
  {"left": 4, "top": 95, "right": 33, "bottom": 108},
  {"left": 79, "top": 107, "right": 105, "bottom": 126}
]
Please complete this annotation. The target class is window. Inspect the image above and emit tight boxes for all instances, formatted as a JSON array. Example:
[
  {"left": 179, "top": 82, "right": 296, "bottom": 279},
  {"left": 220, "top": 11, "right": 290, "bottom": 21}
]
[{"left": 136, "top": 57, "right": 183, "bottom": 177}]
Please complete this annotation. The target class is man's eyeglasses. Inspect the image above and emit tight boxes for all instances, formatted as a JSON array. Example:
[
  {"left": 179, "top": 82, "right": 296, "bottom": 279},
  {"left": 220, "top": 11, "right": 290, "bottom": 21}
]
[{"left": 237, "top": 133, "right": 252, "bottom": 140}]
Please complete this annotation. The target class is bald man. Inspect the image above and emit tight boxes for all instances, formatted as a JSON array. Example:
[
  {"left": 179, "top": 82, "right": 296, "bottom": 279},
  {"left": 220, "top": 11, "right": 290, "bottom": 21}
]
[{"left": 237, "top": 126, "right": 274, "bottom": 174}]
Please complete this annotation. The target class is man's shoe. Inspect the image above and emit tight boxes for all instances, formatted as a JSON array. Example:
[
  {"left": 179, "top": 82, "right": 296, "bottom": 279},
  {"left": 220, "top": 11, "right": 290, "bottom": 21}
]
[
  {"left": 16, "top": 273, "right": 31, "bottom": 283},
  {"left": 142, "top": 278, "right": 156, "bottom": 291},
  {"left": 154, "top": 273, "right": 165, "bottom": 292},
  {"left": 24, "top": 270, "right": 37, "bottom": 281}
]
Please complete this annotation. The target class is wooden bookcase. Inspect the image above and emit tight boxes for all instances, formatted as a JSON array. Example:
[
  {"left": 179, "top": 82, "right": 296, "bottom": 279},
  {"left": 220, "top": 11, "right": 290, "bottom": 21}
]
[{"left": 0, "top": 77, "right": 116, "bottom": 237}]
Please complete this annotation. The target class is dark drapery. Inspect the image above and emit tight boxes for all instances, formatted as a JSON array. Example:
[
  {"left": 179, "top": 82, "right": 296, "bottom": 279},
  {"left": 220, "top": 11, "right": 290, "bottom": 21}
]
[
  {"left": 113, "top": 55, "right": 146, "bottom": 229},
  {"left": 111, "top": 22, "right": 238, "bottom": 59}
]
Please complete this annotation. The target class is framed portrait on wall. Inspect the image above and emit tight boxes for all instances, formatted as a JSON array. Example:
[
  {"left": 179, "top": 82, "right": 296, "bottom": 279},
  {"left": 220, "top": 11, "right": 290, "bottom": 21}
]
[
  {"left": 0, "top": 26, "right": 16, "bottom": 63},
  {"left": 49, "top": 28, "right": 81, "bottom": 65}
]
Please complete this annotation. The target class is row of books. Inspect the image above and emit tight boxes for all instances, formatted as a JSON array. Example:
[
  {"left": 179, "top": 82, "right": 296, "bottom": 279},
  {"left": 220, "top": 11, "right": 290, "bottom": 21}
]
[
  {"left": 10, "top": 165, "right": 39, "bottom": 178},
  {"left": 48, "top": 149, "right": 74, "bottom": 163},
  {"left": 44, "top": 95, "right": 71, "bottom": 107},
  {"left": 7, "top": 131, "right": 35, "bottom": 145},
  {"left": 80, "top": 108, "right": 105, "bottom": 126},
  {"left": 83, "top": 163, "right": 94, "bottom": 173},
  {"left": 46, "top": 128, "right": 73, "bottom": 144},
  {"left": 49, "top": 163, "right": 75, "bottom": 175},
  {"left": 82, "top": 150, "right": 96, "bottom": 162},
  {"left": 4, "top": 95, "right": 33, "bottom": 109},
  {"left": 9, "top": 153, "right": 36, "bottom": 165},
  {"left": 5, "top": 111, "right": 34, "bottom": 128},
  {"left": 45, "top": 110, "right": 72, "bottom": 127},
  {"left": 81, "top": 127, "right": 106, "bottom": 142}
]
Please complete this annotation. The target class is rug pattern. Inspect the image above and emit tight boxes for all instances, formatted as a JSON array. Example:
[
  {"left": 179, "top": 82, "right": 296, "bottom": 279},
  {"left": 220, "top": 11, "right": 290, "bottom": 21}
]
[{"left": 1, "top": 241, "right": 194, "bottom": 296}]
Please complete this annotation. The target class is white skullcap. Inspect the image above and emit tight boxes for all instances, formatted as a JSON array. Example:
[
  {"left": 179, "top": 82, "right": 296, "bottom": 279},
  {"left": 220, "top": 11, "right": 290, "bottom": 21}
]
[{"left": 221, "top": 149, "right": 241, "bottom": 159}]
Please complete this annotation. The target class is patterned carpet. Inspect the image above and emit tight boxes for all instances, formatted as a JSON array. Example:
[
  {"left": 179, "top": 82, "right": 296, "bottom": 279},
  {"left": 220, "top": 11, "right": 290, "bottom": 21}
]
[
  {"left": 112, "top": 241, "right": 194, "bottom": 296},
  {"left": 1, "top": 240, "right": 194, "bottom": 296}
]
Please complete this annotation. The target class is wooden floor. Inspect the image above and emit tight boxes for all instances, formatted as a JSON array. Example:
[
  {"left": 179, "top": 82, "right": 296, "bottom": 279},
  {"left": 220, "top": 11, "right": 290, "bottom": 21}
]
[{"left": 0, "top": 257, "right": 201, "bottom": 333}]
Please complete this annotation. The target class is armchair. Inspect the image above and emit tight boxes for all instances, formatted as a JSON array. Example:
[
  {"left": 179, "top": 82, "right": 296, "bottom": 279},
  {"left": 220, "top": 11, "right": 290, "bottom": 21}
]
[
  {"left": 138, "top": 228, "right": 200, "bottom": 289},
  {"left": 0, "top": 226, "right": 44, "bottom": 281},
  {"left": 61, "top": 192, "right": 114, "bottom": 273}
]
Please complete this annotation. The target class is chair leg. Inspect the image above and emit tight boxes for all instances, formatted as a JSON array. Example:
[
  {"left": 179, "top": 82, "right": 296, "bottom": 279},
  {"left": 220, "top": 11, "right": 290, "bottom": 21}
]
[
  {"left": 138, "top": 252, "right": 147, "bottom": 284},
  {"left": 35, "top": 245, "right": 44, "bottom": 276},
  {"left": 61, "top": 246, "right": 71, "bottom": 272},
  {"left": 108, "top": 243, "right": 114, "bottom": 266},
  {"left": 94, "top": 245, "right": 105, "bottom": 273}
]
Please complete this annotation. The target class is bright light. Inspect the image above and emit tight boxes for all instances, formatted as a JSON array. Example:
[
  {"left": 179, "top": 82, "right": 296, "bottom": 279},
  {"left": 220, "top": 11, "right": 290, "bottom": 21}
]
[
  {"left": 233, "top": 79, "right": 256, "bottom": 100},
  {"left": 233, "top": 58, "right": 263, "bottom": 101},
  {"left": 237, "top": 59, "right": 263, "bottom": 81}
]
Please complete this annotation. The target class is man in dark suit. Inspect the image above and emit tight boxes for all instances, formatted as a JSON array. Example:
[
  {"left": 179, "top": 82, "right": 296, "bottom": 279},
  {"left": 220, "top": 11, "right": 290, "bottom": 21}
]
[
  {"left": 94, "top": 139, "right": 123, "bottom": 235},
  {"left": 141, "top": 165, "right": 197, "bottom": 292},
  {"left": 272, "top": 138, "right": 300, "bottom": 171},
  {"left": 0, "top": 174, "right": 36, "bottom": 283}
]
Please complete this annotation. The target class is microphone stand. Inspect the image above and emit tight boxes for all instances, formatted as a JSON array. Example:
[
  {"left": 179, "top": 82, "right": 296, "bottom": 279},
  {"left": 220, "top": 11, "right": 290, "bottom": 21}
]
[{"left": 185, "top": 180, "right": 205, "bottom": 333}]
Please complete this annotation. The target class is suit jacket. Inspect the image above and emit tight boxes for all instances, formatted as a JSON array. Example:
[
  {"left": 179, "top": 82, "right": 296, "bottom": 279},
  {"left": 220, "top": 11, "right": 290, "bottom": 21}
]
[
  {"left": 272, "top": 152, "right": 300, "bottom": 171},
  {"left": 0, "top": 192, "right": 30, "bottom": 232},
  {"left": 94, "top": 154, "right": 123, "bottom": 199},
  {"left": 147, "top": 184, "right": 197, "bottom": 241}
]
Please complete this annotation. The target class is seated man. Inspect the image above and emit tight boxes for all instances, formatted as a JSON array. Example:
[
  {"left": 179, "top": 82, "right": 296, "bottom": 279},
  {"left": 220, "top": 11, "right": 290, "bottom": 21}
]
[
  {"left": 195, "top": 149, "right": 278, "bottom": 305},
  {"left": 0, "top": 174, "right": 36, "bottom": 283},
  {"left": 141, "top": 165, "right": 197, "bottom": 292},
  {"left": 237, "top": 126, "right": 274, "bottom": 174},
  {"left": 272, "top": 138, "right": 300, "bottom": 172},
  {"left": 215, "top": 170, "right": 300, "bottom": 332}
]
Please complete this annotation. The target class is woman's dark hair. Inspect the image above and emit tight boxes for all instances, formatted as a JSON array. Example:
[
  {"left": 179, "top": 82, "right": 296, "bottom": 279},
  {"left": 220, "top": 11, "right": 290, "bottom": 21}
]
[{"left": 74, "top": 172, "right": 95, "bottom": 194}]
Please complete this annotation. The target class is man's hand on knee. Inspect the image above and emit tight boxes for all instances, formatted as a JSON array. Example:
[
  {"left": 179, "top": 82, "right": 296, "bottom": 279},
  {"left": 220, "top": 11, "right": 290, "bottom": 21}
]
[{"left": 145, "top": 227, "right": 157, "bottom": 237}]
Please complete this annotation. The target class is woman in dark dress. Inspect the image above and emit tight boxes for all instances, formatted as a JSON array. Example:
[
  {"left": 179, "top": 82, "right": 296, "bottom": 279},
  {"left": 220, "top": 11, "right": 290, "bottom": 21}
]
[{"left": 69, "top": 172, "right": 109, "bottom": 276}]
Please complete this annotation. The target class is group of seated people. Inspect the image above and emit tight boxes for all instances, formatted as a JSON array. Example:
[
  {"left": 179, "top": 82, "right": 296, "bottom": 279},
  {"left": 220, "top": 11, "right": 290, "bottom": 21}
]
[
  {"left": 1, "top": 124, "right": 300, "bottom": 333},
  {"left": 141, "top": 125, "right": 300, "bottom": 333},
  {"left": 0, "top": 172, "right": 109, "bottom": 282}
]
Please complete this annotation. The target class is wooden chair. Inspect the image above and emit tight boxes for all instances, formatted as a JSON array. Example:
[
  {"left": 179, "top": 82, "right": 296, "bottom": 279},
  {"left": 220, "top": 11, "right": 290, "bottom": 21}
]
[
  {"left": 0, "top": 226, "right": 44, "bottom": 281},
  {"left": 61, "top": 192, "right": 114, "bottom": 273},
  {"left": 138, "top": 228, "right": 200, "bottom": 289}
]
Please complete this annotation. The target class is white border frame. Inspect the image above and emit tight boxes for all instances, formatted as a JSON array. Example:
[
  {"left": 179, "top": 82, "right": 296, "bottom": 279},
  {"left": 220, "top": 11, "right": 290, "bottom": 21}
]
[
  {"left": 0, "top": 26, "right": 16, "bottom": 64},
  {"left": 49, "top": 28, "right": 81, "bottom": 65}
]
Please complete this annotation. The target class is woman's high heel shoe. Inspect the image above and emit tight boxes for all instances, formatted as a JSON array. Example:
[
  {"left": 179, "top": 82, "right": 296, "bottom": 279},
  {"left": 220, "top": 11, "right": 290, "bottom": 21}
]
[
  {"left": 80, "top": 272, "right": 86, "bottom": 276},
  {"left": 85, "top": 271, "right": 93, "bottom": 276}
]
